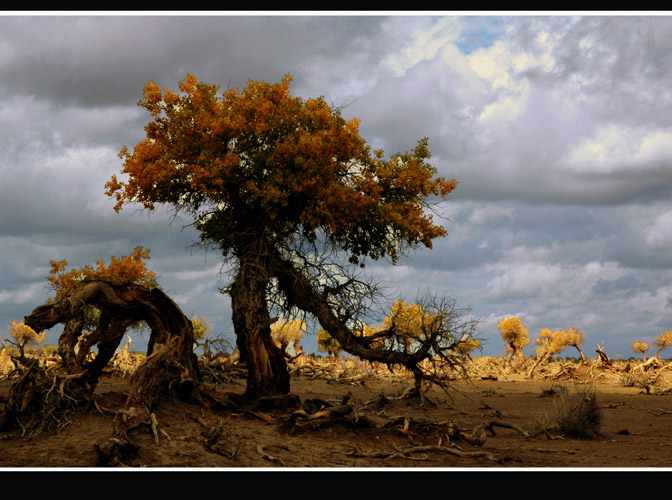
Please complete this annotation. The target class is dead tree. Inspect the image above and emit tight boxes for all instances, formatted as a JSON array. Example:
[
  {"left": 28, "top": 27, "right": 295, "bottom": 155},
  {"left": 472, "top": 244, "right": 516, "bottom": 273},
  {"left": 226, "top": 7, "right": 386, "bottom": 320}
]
[{"left": 595, "top": 343, "right": 612, "bottom": 367}]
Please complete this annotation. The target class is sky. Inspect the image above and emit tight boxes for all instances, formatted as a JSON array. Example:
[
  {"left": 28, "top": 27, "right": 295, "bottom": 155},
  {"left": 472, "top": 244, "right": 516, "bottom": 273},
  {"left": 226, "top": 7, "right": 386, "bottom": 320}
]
[{"left": 2, "top": 12, "right": 672, "bottom": 360}]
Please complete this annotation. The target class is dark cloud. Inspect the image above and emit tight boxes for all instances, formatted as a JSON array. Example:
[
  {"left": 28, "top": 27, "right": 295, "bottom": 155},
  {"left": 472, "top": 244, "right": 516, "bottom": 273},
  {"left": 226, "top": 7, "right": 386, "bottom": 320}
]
[{"left": 1, "top": 14, "right": 672, "bottom": 359}]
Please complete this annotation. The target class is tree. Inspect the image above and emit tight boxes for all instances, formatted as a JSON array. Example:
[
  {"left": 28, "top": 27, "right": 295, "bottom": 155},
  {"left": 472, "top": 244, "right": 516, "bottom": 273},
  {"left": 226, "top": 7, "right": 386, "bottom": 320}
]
[
  {"left": 653, "top": 330, "right": 672, "bottom": 360},
  {"left": 5, "top": 321, "right": 45, "bottom": 361},
  {"left": 316, "top": 328, "right": 341, "bottom": 359},
  {"left": 191, "top": 315, "right": 212, "bottom": 341},
  {"left": 453, "top": 338, "right": 481, "bottom": 359},
  {"left": 632, "top": 341, "right": 649, "bottom": 361},
  {"left": 44, "top": 247, "right": 158, "bottom": 371},
  {"left": 564, "top": 327, "right": 587, "bottom": 361},
  {"left": 270, "top": 318, "right": 306, "bottom": 357},
  {"left": 106, "top": 74, "right": 460, "bottom": 397},
  {"left": 21, "top": 277, "right": 209, "bottom": 430},
  {"left": 496, "top": 317, "right": 529, "bottom": 362},
  {"left": 528, "top": 327, "right": 586, "bottom": 377},
  {"left": 381, "top": 301, "right": 428, "bottom": 354}
]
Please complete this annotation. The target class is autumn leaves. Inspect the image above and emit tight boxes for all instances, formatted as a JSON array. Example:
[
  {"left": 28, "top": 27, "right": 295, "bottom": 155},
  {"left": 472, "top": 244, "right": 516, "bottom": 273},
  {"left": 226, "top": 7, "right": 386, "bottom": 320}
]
[
  {"left": 496, "top": 316, "right": 586, "bottom": 364},
  {"left": 105, "top": 73, "right": 457, "bottom": 268}
]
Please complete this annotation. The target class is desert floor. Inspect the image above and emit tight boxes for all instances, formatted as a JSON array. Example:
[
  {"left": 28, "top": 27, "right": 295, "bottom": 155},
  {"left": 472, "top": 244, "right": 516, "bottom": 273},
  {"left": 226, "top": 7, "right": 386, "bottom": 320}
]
[{"left": 1, "top": 356, "right": 672, "bottom": 470}]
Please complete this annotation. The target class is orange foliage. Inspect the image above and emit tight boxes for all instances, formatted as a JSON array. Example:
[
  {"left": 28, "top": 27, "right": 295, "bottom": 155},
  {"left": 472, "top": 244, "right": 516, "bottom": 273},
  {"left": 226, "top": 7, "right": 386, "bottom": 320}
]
[
  {"left": 47, "top": 246, "right": 157, "bottom": 300},
  {"left": 532, "top": 327, "right": 586, "bottom": 364},
  {"left": 270, "top": 318, "right": 306, "bottom": 349},
  {"left": 9, "top": 321, "right": 45, "bottom": 348},
  {"left": 106, "top": 74, "right": 457, "bottom": 265}
]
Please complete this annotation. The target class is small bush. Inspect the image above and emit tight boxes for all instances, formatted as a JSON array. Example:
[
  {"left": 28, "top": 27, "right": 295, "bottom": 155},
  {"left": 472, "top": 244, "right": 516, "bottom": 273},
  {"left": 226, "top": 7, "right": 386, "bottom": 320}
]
[{"left": 554, "top": 384, "right": 602, "bottom": 438}]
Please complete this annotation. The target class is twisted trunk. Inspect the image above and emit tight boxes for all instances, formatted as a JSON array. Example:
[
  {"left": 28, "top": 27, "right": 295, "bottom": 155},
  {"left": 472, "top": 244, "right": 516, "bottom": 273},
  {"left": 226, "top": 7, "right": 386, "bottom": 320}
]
[
  {"left": 23, "top": 277, "right": 201, "bottom": 396},
  {"left": 230, "top": 252, "right": 290, "bottom": 397}
]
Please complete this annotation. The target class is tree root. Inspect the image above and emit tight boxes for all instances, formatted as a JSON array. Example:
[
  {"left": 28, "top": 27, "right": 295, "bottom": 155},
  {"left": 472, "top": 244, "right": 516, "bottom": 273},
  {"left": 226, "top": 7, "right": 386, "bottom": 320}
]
[{"left": 0, "top": 360, "right": 91, "bottom": 439}]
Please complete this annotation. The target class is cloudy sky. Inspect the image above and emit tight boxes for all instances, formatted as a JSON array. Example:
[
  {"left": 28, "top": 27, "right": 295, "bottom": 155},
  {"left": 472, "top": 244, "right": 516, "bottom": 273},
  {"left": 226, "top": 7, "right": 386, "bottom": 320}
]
[{"left": 2, "top": 12, "right": 672, "bottom": 360}]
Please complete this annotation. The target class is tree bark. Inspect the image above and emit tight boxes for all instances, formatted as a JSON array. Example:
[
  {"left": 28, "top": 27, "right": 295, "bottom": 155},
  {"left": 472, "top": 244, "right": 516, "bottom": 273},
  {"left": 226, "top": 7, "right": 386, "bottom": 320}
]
[{"left": 230, "top": 254, "right": 290, "bottom": 397}]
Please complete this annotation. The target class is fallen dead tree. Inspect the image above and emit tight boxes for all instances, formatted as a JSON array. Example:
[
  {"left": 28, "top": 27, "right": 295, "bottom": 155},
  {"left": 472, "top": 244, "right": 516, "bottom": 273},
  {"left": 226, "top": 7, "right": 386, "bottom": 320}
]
[{"left": 0, "top": 277, "right": 220, "bottom": 452}]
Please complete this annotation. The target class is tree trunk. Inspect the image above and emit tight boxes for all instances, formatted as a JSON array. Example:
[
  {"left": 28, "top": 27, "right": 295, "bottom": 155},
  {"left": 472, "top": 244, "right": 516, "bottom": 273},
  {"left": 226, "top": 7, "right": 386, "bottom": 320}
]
[
  {"left": 24, "top": 277, "right": 202, "bottom": 397},
  {"left": 230, "top": 254, "right": 290, "bottom": 397},
  {"left": 511, "top": 343, "right": 526, "bottom": 362},
  {"left": 527, "top": 353, "right": 550, "bottom": 377}
]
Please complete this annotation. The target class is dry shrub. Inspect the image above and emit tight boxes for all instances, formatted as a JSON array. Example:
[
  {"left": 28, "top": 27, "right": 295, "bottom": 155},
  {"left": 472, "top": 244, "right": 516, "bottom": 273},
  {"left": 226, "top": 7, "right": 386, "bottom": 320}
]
[
  {"left": 0, "top": 348, "right": 15, "bottom": 377},
  {"left": 619, "top": 370, "right": 665, "bottom": 394},
  {"left": 554, "top": 384, "right": 602, "bottom": 438},
  {"left": 534, "top": 384, "right": 602, "bottom": 439}
]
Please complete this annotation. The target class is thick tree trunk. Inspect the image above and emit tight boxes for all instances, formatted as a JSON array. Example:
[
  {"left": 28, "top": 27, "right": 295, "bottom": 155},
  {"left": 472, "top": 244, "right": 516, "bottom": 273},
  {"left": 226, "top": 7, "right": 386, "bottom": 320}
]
[
  {"left": 230, "top": 255, "right": 290, "bottom": 397},
  {"left": 23, "top": 277, "right": 202, "bottom": 398}
]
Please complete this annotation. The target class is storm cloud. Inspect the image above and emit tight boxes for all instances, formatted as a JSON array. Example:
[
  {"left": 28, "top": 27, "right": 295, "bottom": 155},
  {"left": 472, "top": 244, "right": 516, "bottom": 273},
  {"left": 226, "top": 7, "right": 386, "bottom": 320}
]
[{"left": 1, "top": 13, "right": 672, "bottom": 360}]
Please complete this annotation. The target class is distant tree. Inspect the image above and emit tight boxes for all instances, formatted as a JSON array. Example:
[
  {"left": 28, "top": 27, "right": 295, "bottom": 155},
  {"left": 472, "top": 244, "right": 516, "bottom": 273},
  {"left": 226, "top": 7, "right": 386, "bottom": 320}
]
[
  {"left": 453, "top": 338, "right": 481, "bottom": 359},
  {"left": 564, "top": 327, "right": 587, "bottom": 362},
  {"left": 191, "top": 315, "right": 212, "bottom": 341},
  {"left": 5, "top": 321, "right": 45, "bottom": 361},
  {"left": 270, "top": 318, "right": 306, "bottom": 357},
  {"left": 529, "top": 328, "right": 587, "bottom": 376},
  {"left": 381, "top": 301, "right": 430, "bottom": 354},
  {"left": 632, "top": 341, "right": 649, "bottom": 361},
  {"left": 496, "top": 317, "right": 529, "bottom": 362},
  {"left": 316, "top": 328, "right": 340, "bottom": 359},
  {"left": 653, "top": 330, "right": 672, "bottom": 359},
  {"left": 106, "top": 73, "right": 459, "bottom": 397}
]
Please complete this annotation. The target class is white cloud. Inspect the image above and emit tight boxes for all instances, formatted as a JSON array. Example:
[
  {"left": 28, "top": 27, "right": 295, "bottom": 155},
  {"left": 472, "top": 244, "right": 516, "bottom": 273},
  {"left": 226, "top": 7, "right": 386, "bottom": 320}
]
[
  {"left": 560, "top": 125, "right": 672, "bottom": 174},
  {"left": 383, "top": 16, "right": 462, "bottom": 76},
  {"left": 644, "top": 210, "right": 672, "bottom": 249},
  {"left": 0, "top": 282, "right": 46, "bottom": 305},
  {"left": 477, "top": 90, "right": 529, "bottom": 124},
  {"left": 483, "top": 259, "right": 627, "bottom": 300}
]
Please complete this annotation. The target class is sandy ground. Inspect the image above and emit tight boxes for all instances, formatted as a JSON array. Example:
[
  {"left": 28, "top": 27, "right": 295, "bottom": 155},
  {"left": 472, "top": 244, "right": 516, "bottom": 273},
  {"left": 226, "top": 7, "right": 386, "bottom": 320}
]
[{"left": 1, "top": 356, "right": 672, "bottom": 470}]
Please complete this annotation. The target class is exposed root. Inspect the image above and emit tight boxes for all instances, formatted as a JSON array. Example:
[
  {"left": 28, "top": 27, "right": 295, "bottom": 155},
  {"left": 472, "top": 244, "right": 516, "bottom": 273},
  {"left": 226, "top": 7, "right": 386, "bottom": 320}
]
[{"left": 0, "top": 360, "right": 90, "bottom": 439}]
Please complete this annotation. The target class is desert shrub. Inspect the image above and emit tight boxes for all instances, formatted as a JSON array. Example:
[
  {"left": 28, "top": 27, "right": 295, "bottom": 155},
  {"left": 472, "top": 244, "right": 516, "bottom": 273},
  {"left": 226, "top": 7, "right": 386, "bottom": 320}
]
[
  {"left": 538, "top": 384, "right": 568, "bottom": 398},
  {"left": 535, "top": 384, "right": 602, "bottom": 438},
  {"left": 554, "top": 384, "right": 602, "bottom": 438},
  {"left": 619, "top": 370, "right": 664, "bottom": 393}
]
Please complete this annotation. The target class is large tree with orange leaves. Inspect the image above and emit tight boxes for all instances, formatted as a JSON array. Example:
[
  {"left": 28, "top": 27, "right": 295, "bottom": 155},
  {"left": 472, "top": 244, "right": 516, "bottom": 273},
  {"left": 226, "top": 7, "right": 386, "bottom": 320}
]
[{"left": 106, "top": 74, "right": 457, "bottom": 397}]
